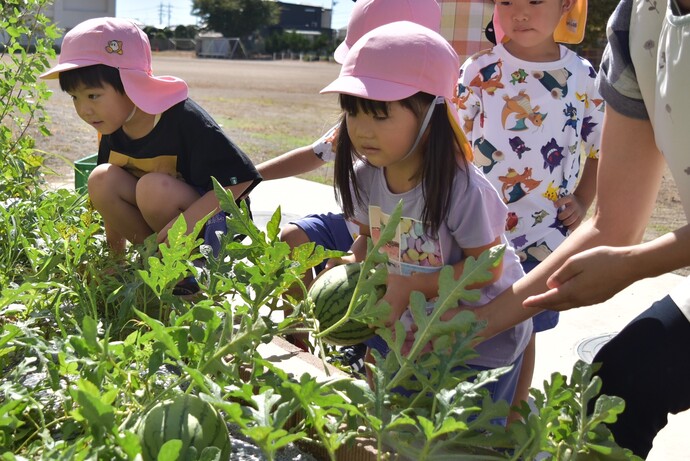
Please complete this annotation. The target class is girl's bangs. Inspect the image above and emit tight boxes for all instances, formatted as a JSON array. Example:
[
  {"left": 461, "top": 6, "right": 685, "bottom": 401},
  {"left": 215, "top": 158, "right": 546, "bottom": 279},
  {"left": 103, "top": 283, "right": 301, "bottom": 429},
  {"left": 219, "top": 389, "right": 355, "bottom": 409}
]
[{"left": 339, "top": 94, "right": 390, "bottom": 116}]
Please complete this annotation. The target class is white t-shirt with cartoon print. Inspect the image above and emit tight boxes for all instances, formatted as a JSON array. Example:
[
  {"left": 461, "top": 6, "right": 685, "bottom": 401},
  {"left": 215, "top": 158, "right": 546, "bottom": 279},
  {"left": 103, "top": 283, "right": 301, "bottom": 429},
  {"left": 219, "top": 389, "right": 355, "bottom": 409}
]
[{"left": 458, "top": 44, "right": 604, "bottom": 266}]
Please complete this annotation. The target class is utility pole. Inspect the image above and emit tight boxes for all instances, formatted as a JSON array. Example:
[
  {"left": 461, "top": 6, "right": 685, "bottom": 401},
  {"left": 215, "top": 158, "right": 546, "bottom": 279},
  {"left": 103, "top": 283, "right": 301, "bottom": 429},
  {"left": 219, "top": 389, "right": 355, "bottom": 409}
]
[{"left": 158, "top": 2, "right": 172, "bottom": 27}]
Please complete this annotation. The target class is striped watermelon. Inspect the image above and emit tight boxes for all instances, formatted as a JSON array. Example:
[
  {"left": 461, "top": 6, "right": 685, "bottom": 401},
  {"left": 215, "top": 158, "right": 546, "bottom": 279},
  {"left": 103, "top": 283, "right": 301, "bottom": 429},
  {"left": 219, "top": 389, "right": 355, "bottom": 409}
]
[
  {"left": 308, "top": 263, "right": 385, "bottom": 346},
  {"left": 137, "top": 394, "right": 231, "bottom": 461}
]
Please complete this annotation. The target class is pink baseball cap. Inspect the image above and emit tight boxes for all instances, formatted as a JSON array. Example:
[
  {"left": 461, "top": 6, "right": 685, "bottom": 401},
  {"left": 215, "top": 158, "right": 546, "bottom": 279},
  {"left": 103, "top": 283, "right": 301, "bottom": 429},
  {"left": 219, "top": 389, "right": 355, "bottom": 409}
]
[
  {"left": 322, "top": 21, "right": 472, "bottom": 161},
  {"left": 40, "top": 17, "right": 188, "bottom": 114},
  {"left": 333, "top": 0, "right": 442, "bottom": 64}
]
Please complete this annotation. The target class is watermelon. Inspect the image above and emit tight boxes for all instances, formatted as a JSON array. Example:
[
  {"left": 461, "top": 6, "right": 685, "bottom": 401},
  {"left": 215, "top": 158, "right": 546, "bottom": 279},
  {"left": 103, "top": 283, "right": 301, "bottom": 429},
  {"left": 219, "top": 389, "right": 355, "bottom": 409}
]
[
  {"left": 137, "top": 394, "right": 231, "bottom": 461},
  {"left": 308, "top": 263, "right": 385, "bottom": 346}
]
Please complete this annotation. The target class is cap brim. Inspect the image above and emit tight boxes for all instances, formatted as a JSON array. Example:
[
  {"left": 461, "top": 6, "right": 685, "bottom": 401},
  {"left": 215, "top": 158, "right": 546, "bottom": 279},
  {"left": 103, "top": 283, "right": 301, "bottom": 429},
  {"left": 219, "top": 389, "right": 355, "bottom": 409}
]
[
  {"left": 320, "top": 75, "right": 419, "bottom": 102},
  {"left": 39, "top": 60, "right": 103, "bottom": 79},
  {"left": 120, "top": 68, "right": 188, "bottom": 114}
]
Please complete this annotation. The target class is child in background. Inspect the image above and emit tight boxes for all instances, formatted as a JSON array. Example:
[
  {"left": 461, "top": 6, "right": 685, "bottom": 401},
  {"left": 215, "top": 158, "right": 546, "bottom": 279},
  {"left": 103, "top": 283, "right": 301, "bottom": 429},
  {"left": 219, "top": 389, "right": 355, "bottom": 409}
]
[
  {"left": 456, "top": 0, "right": 602, "bottom": 418},
  {"left": 320, "top": 20, "right": 532, "bottom": 411},
  {"left": 40, "top": 18, "right": 261, "bottom": 265}
]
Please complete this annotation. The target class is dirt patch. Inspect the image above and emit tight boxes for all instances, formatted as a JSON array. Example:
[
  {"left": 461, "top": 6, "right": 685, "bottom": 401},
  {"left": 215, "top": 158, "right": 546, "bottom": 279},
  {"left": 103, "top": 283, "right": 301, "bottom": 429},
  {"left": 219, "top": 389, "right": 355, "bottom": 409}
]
[{"left": 34, "top": 52, "right": 688, "bottom": 276}]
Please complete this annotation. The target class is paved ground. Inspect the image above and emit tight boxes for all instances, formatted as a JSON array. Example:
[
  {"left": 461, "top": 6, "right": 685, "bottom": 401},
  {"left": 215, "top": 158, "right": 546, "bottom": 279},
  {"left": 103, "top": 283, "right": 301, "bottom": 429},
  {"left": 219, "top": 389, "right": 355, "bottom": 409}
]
[{"left": 249, "top": 176, "right": 690, "bottom": 460}]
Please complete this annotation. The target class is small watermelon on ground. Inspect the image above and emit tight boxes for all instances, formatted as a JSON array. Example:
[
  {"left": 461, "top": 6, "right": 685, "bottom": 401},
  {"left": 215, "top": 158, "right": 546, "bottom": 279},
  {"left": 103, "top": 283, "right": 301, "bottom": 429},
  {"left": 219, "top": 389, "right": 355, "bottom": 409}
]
[
  {"left": 308, "top": 263, "right": 385, "bottom": 346},
  {"left": 137, "top": 394, "right": 231, "bottom": 461}
]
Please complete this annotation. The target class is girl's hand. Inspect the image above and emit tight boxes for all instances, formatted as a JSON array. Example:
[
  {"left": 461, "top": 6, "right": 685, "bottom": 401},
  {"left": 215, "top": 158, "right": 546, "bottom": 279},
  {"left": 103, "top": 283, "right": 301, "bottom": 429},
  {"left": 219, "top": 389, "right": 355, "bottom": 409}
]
[
  {"left": 383, "top": 273, "right": 414, "bottom": 327},
  {"left": 555, "top": 194, "right": 587, "bottom": 230},
  {"left": 323, "top": 253, "right": 357, "bottom": 271}
]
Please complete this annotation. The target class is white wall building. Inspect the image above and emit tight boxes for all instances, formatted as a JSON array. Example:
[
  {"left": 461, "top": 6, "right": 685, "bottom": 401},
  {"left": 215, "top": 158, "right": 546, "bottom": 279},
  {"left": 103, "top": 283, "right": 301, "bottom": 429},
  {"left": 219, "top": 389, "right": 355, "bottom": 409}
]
[{"left": 46, "top": 0, "right": 116, "bottom": 45}]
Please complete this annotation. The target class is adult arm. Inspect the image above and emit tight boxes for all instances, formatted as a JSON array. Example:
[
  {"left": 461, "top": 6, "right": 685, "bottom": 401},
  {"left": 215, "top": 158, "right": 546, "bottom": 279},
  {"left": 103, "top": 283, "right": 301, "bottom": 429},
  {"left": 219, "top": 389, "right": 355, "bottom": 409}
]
[
  {"left": 256, "top": 145, "right": 326, "bottom": 180},
  {"left": 473, "top": 105, "right": 671, "bottom": 339}
]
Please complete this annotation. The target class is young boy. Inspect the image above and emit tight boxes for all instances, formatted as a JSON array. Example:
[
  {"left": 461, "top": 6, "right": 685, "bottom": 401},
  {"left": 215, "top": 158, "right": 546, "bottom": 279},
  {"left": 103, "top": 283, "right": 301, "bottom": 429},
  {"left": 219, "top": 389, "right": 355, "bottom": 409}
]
[
  {"left": 41, "top": 18, "right": 261, "bottom": 259},
  {"left": 456, "top": 0, "right": 603, "bottom": 418}
]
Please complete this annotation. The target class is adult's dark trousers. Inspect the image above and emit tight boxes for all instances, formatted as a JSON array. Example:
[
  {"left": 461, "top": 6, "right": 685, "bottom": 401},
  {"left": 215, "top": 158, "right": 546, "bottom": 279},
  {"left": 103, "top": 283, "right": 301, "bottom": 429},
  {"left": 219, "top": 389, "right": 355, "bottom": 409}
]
[{"left": 591, "top": 295, "right": 690, "bottom": 457}]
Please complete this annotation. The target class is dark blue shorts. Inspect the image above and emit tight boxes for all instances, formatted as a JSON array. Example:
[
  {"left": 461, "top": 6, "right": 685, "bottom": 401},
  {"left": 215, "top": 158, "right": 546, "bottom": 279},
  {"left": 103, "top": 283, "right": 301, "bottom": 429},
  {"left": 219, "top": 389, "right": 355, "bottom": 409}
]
[
  {"left": 291, "top": 212, "right": 354, "bottom": 273},
  {"left": 521, "top": 260, "right": 559, "bottom": 333},
  {"left": 196, "top": 187, "right": 251, "bottom": 257}
]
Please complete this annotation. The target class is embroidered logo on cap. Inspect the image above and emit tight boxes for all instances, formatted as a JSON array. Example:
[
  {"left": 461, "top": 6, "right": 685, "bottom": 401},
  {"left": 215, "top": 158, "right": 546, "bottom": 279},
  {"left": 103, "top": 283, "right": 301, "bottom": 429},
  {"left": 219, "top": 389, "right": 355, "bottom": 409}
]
[{"left": 105, "top": 40, "right": 123, "bottom": 55}]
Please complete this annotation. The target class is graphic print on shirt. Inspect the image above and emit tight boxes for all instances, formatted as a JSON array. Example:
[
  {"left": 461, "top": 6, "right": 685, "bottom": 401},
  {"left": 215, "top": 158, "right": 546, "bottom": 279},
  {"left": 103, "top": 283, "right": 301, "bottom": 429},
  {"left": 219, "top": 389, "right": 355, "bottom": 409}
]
[
  {"left": 562, "top": 102, "right": 579, "bottom": 134},
  {"left": 497, "top": 167, "right": 542, "bottom": 204},
  {"left": 469, "top": 59, "right": 504, "bottom": 96},
  {"left": 501, "top": 90, "right": 547, "bottom": 131},
  {"left": 107, "top": 150, "right": 179, "bottom": 179},
  {"left": 368, "top": 206, "right": 443, "bottom": 276},
  {"left": 473, "top": 137, "right": 505, "bottom": 173},
  {"left": 532, "top": 68, "right": 572, "bottom": 99}
]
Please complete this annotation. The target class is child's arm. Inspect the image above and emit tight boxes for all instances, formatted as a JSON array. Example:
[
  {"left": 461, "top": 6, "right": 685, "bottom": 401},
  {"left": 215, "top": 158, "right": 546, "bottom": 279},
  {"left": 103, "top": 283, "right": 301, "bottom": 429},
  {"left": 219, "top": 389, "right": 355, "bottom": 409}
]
[
  {"left": 384, "top": 236, "right": 503, "bottom": 327},
  {"left": 256, "top": 124, "right": 339, "bottom": 181},
  {"left": 256, "top": 145, "right": 326, "bottom": 180},
  {"left": 555, "top": 156, "right": 599, "bottom": 230}
]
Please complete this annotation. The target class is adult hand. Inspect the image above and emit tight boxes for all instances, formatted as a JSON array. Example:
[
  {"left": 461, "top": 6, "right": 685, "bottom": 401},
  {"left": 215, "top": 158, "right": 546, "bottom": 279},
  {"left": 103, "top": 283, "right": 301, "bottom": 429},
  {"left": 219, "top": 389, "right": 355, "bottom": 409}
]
[
  {"left": 555, "top": 193, "right": 587, "bottom": 230},
  {"left": 523, "top": 245, "right": 636, "bottom": 311}
]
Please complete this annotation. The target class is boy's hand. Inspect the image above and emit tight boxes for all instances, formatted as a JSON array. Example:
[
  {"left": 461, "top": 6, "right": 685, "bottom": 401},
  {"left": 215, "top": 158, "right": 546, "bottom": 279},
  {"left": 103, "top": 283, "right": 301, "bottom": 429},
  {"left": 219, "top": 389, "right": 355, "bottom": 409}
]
[{"left": 555, "top": 194, "right": 587, "bottom": 230}]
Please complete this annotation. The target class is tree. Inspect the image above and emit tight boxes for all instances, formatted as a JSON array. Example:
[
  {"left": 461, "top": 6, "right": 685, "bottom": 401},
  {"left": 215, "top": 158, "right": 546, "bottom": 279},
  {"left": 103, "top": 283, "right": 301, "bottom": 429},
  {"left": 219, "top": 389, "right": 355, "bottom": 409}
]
[
  {"left": 581, "top": 0, "right": 619, "bottom": 50},
  {"left": 192, "top": 0, "right": 280, "bottom": 38}
]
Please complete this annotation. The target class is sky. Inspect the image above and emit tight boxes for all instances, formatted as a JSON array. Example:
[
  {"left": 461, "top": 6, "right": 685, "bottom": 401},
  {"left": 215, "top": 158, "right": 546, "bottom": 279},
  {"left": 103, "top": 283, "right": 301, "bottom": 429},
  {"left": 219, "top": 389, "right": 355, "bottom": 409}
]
[{"left": 115, "top": 0, "right": 355, "bottom": 30}]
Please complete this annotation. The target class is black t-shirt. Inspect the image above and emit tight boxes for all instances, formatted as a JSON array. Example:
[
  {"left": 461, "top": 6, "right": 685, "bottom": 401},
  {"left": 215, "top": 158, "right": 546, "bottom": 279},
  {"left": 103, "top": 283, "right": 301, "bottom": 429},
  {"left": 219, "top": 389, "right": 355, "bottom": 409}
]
[{"left": 97, "top": 98, "right": 261, "bottom": 194}]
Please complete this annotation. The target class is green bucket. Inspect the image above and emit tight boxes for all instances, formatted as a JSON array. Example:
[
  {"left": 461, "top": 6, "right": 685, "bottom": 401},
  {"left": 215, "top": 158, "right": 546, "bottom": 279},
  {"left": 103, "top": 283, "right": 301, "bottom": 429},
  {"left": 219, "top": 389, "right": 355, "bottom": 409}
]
[{"left": 74, "top": 153, "right": 97, "bottom": 193}]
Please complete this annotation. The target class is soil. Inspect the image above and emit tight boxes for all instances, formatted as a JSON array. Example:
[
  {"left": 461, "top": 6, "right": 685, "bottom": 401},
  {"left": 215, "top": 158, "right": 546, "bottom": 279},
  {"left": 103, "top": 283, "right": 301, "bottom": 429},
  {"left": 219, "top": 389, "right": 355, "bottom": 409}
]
[{"left": 34, "top": 51, "right": 688, "bottom": 276}]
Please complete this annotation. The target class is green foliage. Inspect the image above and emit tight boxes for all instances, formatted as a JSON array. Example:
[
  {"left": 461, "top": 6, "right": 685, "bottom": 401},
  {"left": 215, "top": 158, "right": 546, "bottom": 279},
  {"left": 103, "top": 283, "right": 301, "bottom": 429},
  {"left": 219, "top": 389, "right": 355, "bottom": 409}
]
[
  {"left": 581, "top": 1, "right": 620, "bottom": 50},
  {"left": 0, "top": 0, "right": 60, "bottom": 198},
  {"left": 264, "top": 30, "right": 334, "bottom": 55},
  {"left": 192, "top": 0, "right": 280, "bottom": 39},
  {"left": 0, "top": 2, "right": 643, "bottom": 460}
]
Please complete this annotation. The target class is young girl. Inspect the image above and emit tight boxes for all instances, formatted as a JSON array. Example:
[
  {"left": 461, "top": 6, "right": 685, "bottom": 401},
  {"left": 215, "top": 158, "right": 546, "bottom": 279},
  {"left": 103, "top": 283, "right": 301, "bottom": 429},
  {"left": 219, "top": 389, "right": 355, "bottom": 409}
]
[
  {"left": 40, "top": 18, "right": 261, "bottom": 263},
  {"left": 320, "top": 21, "right": 532, "bottom": 408}
]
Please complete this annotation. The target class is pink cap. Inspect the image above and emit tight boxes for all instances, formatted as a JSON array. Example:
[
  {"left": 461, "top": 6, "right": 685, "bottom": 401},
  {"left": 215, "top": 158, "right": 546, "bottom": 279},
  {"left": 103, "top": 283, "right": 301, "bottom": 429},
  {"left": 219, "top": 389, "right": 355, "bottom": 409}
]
[
  {"left": 322, "top": 21, "right": 472, "bottom": 161},
  {"left": 40, "top": 17, "right": 188, "bottom": 114},
  {"left": 333, "top": 0, "right": 442, "bottom": 64}
]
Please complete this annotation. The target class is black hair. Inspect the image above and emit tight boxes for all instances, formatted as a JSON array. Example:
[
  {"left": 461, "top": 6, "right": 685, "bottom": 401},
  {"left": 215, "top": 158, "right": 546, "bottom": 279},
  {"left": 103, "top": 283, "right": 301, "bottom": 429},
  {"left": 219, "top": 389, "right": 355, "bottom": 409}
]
[
  {"left": 333, "top": 92, "right": 470, "bottom": 236},
  {"left": 58, "top": 64, "right": 125, "bottom": 94}
]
